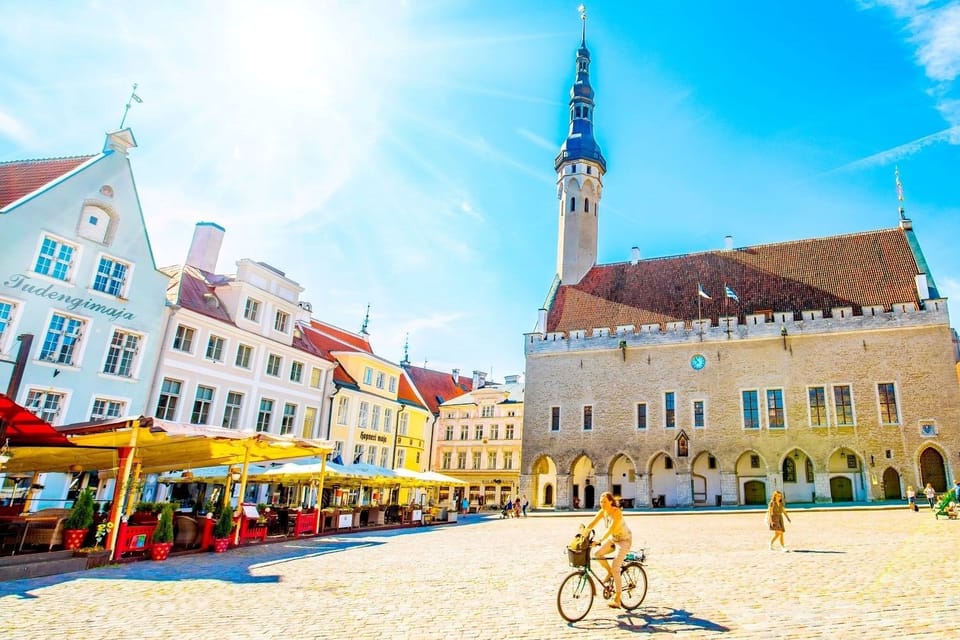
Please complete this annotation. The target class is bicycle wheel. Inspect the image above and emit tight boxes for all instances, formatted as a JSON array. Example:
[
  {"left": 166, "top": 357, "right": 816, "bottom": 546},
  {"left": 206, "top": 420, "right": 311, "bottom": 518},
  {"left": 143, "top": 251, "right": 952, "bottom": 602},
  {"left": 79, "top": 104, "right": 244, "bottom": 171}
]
[
  {"left": 618, "top": 562, "right": 647, "bottom": 610},
  {"left": 557, "top": 570, "right": 595, "bottom": 622}
]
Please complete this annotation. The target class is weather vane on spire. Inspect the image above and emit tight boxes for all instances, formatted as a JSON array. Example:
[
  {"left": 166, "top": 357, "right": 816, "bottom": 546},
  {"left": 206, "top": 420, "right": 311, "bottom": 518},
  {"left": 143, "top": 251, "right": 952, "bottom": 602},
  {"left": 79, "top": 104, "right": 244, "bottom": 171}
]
[
  {"left": 118, "top": 83, "right": 143, "bottom": 129},
  {"left": 578, "top": 4, "right": 587, "bottom": 43},
  {"left": 360, "top": 303, "right": 370, "bottom": 335},
  {"left": 895, "top": 166, "right": 906, "bottom": 220}
]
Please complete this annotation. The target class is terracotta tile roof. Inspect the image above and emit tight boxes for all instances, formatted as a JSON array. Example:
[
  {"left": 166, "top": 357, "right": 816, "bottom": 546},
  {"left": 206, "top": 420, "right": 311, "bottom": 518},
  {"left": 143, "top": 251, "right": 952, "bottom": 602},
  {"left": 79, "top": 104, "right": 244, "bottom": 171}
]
[
  {"left": 403, "top": 365, "right": 473, "bottom": 415},
  {"left": 397, "top": 372, "right": 428, "bottom": 411},
  {"left": 0, "top": 156, "right": 96, "bottom": 209},
  {"left": 309, "top": 320, "right": 372, "bottom": 353},
  {"left": 548, "top": 227, "right": 922, "bottom": 333},
  {"left": 171, "top": 266, "right": 234, "bottom": 323},
  {"left": 300, "top": 322, "right": 361, "bottom": 387}
]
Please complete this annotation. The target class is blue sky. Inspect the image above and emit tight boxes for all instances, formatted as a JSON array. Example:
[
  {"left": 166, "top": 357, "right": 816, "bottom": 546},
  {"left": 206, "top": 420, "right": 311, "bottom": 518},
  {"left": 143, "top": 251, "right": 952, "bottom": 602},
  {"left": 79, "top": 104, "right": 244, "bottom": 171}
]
[{"left": 1, "top": 1, "right": 958, "bottom": 380}]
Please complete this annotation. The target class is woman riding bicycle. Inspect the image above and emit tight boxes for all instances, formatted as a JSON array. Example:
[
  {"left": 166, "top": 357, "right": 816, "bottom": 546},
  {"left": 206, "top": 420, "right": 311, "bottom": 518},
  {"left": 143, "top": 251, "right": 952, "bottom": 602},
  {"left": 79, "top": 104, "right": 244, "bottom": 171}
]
[{"left": 584, "top": 491, "right": 632, "bottom": 608}]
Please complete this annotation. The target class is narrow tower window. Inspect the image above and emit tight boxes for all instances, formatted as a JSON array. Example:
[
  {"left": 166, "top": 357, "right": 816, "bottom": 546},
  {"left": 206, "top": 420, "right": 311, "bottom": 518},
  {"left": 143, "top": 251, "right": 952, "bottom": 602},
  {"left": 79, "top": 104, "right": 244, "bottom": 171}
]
[
  {"left": 584, "top": 198, "right": 589, "bottom": 212},
  {"left": 570, "top": 197, "right": 576, "bottom": 212}
]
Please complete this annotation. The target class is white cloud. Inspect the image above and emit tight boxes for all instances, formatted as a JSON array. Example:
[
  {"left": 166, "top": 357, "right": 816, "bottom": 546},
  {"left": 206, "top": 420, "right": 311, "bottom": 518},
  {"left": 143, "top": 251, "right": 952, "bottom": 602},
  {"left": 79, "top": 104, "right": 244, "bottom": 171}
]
[
  {"left": 0, "top": 109, "right": 31, "bottom": 146},
  {"left": 831, "top": 125, "right": 960, "bottom": 170}
]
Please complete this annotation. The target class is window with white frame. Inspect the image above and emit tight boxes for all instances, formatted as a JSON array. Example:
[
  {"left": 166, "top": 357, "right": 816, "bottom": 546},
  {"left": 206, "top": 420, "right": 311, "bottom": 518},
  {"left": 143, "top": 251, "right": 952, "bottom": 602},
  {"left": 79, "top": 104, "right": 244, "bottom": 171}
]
[
  {"left": 222, "top": 391, "right": 243, "bottom": 429},
  {"left": 205, "top": 335, "right": 224, "bottom": 362},
  {"left": 877, "top": 383, "right": 900, "bottom": 425},
  {"left": 766, "top": 389, "right": 785, "bottom": 429},
  {"left": 0, "top": 300, "right": 15, "bottom": 349},
  {"left": 396, "top": 448, "right": 406, "bottom": 468},
  {"left": 371, "top": 405, "right": 381, "bottom": 431},
  {"left": 505, "top": 424, "right": 515, "bottom": 439},
  {"left": 833, "top": 384, "right": 855, "bottom": 426},
  {"left": 266, "top": 353, "right": 281, "bottom": 377},
  {"left": 290, "top": 361, "right": 304, "bottom": 383},
  {"left": 256, "top": 398, "right": 274, "bottom": 432},
  {"left": 91, "top": 398, "right": 124, "bottom": 421},
  {"left": 280, "top": 403, "right": 297, "bottom": 435},
  {"left": 375, "top": 371, "right": 385, "bottom": 389},
  {"left": 92, "top": 256, "right": 130, "bottom": 297},
  {"left": 363, "top": 367, "right": 373, "bottom": 385},
  {"left": 358, "top": 401, "right": 369, "bottom": 428},
  {"left": 487, "top": 451, "right": 497, "bottom": 469},
  {"left": 191, "top": 385, "right": 214, "bottom": 424},
  {"left": 235, "top": 344, "right": 252, "bottom": 369},
  {"left": 379, "top": 448, "right": 389, "bottom": 468},
  {"left": 808, "top": 386, "right": 827, "bottom": 427},
  {"left": 664, "top": 392, "right": 676, "bottom": 428},
  {"left": 366, "top": 446, "right": 377, "bottom": 465},
  {"left": 742, "top": 390, "right": 760, "bottom": 430},
  {"left": 39, "top": 313, "right": 85, "bottom": 365},
  {"left": 442, "top": 451, "right": 452, "bottom": 469},
  {"left": 34, "top": 235, "right": 76, "bottom": 281},
  {"left": 103, "top": 329, "right": 140, "bottom": 377},
  {"left": 388, "top": 376, "right": 397, "bottom": 393},
  {"left": 25, "top": 389, "right": 64, "bottom": 423},
  {"left": 693, "top": 400, "right": 705, "bottom": 428},
  {"left": 481, "top": 405, "right": 494, "bottom": 418},
  {"left": 504, "top": 451, "right": 514, "bottom": 470},
  {"left": 383, "top": 408, "right": 393, "bottom": 433},
  {"left": 172, "top": 325, "right": 194, "bottom": 353},
  {"left": 309, "top": 367, "right": 323, "bottom": 388},
  {"left": 156, "top": 378, "right": 181, "bottom": 420},
  {"left": 474, "top": 425, "right": 483, "bottom": 440},
  {"left": 398, "top": 411, "right": 408, "bottom": 435},
  {"left": 583, "top": 406, "right": 592, "bottom": 431},
  {"left": 336, "top": 396, "right": 350, "bottom": 425},
  {"left": 243, "top": 298, "right": 260, "bottom": 322},
  {"left": 457, "top": 452, "right": 466, "bottom": 469},
  {"left": 274, "top": 310, "right": 289, "bottom": 333},
  {"left": 444, "top": 425, "right": 453, "bottom": 440},
  {"left": 353, "top": 444, "right": 364, "bottom": 464},
  {"left": 490, "top": 424, "right": 499, "bottom": 439},
  {"left": 472, "top": 451, "right": 481, "bottom": 469},
  {"left": 460, "top": 425, "right": 468, "bottom": 440},
  {"left": 332, "top": 441, "right": 344, "bottom": 460}
]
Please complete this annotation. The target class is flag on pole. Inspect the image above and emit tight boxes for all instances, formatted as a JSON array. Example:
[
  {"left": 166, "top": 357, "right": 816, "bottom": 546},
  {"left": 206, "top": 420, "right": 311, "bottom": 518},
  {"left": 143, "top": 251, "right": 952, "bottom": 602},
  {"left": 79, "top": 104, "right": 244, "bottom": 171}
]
[
  {"left": 697, "top": 283, "right": 711, "bottom": 300},
  {"left": 725, "top": 285, "right": 739, "bottom": 302}
]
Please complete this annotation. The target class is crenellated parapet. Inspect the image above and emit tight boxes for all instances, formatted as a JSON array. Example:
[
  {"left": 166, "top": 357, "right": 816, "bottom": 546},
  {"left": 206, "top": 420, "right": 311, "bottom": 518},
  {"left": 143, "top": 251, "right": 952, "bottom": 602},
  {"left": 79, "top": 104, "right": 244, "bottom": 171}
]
[{"left": 526, "top": 299, "right": 949, "bottom": 354}]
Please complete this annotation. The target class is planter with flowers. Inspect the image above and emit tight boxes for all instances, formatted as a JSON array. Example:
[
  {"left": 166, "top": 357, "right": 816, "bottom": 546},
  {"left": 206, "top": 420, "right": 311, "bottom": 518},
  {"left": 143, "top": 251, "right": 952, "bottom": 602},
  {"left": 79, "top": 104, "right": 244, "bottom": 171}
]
[
  {"left": 150, "top": 503, "right": 175, "bottom": 561},
  {"left": 63, "top": 489, "right": 95, "bottom": 550},
  {"left": 212, "top": 505, "right": 235, "bottom": 553}
]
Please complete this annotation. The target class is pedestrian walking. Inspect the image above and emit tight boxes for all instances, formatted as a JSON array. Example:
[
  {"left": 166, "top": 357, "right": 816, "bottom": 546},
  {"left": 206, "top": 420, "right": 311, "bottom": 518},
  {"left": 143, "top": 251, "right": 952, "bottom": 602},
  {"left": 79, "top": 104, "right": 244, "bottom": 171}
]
[
  {"left": 767, "top": 490, "right": 791, "bottom": 552},
  {"left": 906, "top": 485, "right": 918, "bottom": 511},
  {"left": 513, "top": 497, "right": 521, "bottom": 518},
  {"left": 924, "top": 483, "right": 937, "bottom": 509},
  {"left": 521, "top": 494, "right": 529, "bottom": 517}
]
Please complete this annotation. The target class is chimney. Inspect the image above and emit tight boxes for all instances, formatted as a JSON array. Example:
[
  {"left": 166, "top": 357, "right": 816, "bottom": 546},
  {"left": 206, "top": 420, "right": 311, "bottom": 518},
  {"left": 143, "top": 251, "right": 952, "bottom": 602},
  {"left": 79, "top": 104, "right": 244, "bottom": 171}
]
[
  {"left": 472, "top": 370, "right": 487, "bottom": 390},
  {"left": 452, "top": 368, "right": 460, "bottom": 384},
  {"left": 724, "top": 235, "right": 734, "bottom": 251},
  {"left": 186, "top": 222, "right": 226, "bottom": 273},
  {"left": 504, "top": 374, "right": 520, "bottom": 384},
  {"left": 630, "top": 247, "right": 640, "bottom": 265},
  {"left": 536, "top": 308, "right": 547, "bottom": 334}
]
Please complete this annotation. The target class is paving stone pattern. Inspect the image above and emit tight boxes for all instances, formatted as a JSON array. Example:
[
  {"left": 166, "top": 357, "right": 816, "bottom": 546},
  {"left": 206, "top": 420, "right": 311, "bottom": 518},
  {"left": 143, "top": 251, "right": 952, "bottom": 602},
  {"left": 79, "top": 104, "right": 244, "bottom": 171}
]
[{"left": 1, "top": 508, "right": 958, "bottom": 639}]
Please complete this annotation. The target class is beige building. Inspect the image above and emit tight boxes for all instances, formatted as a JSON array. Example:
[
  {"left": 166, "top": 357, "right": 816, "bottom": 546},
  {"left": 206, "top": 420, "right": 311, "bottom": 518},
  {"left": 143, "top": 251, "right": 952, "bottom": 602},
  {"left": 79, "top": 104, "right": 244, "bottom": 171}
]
[
  {"left": 521, "top": 28, "right": 960, "bottom": 510},
  {"left": 434, "top": 374, "right": 524, "bottom": 510}
]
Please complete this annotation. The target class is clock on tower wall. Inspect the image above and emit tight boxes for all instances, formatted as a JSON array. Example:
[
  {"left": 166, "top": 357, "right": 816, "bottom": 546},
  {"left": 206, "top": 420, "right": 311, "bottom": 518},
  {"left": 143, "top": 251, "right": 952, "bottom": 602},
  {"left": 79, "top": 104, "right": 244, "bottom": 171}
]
[{"left": 690, "top": 354, "right": 706, "bottom": 370}]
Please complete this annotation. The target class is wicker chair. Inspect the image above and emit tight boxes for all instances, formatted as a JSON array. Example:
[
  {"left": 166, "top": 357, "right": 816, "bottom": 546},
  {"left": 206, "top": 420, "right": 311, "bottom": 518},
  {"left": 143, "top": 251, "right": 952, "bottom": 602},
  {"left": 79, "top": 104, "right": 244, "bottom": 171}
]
[
  {"left": 174, "top": 515, "right": 199, "bottom": 548},
  {"left": 20, "top": 508, "right": 72, "bottom": 551}
]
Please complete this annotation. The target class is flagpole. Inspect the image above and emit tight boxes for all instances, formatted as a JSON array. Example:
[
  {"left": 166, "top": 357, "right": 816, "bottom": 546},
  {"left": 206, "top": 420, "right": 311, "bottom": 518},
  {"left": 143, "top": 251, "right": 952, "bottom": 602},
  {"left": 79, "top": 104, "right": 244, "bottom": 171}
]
[
  {"left": 119, "top": 83, "right": 142, "bottom": 129},
  {"left": 697, "top": 283, "right": 703, "bottom": 341}
]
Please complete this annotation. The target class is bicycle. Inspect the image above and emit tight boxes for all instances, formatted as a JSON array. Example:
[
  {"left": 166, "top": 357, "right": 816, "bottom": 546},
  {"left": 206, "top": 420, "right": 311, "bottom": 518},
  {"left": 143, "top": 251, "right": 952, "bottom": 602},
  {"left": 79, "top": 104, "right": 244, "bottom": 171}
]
[{"left": 557, "top": 528, "right": 648, "bottom": 622}]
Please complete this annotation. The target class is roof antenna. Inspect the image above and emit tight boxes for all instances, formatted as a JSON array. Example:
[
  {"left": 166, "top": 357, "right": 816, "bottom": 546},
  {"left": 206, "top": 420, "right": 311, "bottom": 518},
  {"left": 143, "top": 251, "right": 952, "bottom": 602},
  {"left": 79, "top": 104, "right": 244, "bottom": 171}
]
[
  {"left": 895, "top": 166, "right": 906, "bottom": 220},
  {"left": 359, "top": 303, "right": 370, "bottom": 335},
  {"left": 118, "top": 83, "right": 143, "bottom": 129}
]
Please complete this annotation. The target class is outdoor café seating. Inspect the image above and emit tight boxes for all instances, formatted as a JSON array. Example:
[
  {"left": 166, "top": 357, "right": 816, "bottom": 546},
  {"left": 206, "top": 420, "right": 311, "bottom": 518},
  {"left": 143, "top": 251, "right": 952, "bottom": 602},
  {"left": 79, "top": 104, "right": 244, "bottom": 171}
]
[
  {"left": 174, "top": 515, "right": 200, "bottom": 548},
  {"left": 20, "top": 508, "right": 71, "bottom": 551}
]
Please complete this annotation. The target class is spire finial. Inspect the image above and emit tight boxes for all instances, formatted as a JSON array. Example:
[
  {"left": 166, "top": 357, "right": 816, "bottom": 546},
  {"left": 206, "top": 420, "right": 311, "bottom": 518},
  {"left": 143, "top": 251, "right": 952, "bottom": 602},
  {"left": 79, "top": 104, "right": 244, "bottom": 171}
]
[
  {"left": 578, "top": 4, "right": 587, "bottom": 46},
  {"left": 401, "top": 333, "right": 410, "bottom": 367},
  {"left": 895, "top": 166, "right": 906, "bottom": 220},
  {"left": 360, "top": 303, "right": 370, "bottom": 335},
  {"left": 118, "top": 83, "right": 143, "bottom": 129}
]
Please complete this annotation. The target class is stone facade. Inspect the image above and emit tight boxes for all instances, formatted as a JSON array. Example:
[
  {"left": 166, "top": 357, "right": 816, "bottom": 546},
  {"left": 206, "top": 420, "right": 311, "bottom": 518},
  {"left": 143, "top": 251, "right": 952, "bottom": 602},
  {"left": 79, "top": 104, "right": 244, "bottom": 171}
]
[{"left": 521, "top": 303, "right": 960, "bottom": 508}]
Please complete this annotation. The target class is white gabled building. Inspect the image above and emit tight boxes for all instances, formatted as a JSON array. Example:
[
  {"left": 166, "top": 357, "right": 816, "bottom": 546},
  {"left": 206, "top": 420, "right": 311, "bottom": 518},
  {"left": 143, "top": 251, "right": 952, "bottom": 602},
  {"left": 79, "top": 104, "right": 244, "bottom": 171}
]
[{"left": 151, "top": 223, "right": 337, "bottom": 465}]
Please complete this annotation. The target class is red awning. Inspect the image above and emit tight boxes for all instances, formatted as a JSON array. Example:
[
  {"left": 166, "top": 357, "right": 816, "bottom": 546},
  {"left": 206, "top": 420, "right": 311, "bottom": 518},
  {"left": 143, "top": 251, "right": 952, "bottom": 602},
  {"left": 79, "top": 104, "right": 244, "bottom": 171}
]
[{"left": 0, "top": 393, "right": 74, "bottom": 447}]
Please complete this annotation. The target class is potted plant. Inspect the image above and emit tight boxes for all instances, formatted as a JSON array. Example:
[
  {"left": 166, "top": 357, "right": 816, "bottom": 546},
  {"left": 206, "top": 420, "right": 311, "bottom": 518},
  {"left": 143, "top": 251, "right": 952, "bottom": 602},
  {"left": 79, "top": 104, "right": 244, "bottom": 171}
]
[
  {"left": 73, "top": 521, "right": 115, "bottom": 569},
  {"left": 63, "top": 488, "right": 95, "bottom": 550},
  {"left": 150, "top": 503, "right": 175, "bottom": 561},
  {"left": 212, "top": 505, "right": 235, "bottom": 553}
]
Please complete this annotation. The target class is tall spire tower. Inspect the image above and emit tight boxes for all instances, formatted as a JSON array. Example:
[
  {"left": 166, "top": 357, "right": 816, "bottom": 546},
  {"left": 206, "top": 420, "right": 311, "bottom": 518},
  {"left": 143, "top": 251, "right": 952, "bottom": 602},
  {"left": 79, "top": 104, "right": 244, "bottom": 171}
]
[{"left": 555, "top": 5, "right": 606, "bottom": 285}]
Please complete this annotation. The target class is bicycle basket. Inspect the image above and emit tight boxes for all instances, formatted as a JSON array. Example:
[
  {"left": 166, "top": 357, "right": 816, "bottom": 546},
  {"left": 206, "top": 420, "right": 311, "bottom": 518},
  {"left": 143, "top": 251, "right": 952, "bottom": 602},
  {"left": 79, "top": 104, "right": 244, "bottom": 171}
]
[{"left": 567, "top": 546, "right": 589, "bottom": 567}]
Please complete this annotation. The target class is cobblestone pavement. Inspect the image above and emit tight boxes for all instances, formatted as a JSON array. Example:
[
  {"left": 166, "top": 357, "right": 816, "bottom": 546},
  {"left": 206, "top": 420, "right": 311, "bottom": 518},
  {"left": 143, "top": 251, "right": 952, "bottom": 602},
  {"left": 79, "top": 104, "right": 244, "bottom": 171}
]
[{"left": 1, "top": 507, "right": 958, "bottom": 639}]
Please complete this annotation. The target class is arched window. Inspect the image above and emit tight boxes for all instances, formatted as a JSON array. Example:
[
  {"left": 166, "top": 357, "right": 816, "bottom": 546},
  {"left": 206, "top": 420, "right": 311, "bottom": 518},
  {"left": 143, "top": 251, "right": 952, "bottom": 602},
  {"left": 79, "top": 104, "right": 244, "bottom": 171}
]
[
  {"left": 584, "top": 198, "right": 589, "bottom": 212},
  {"left": 570, "top": 197, "right": 576, "bottom": 212},
  {"left": 782, "top": 458, "right": 797, "bottom": 483}
]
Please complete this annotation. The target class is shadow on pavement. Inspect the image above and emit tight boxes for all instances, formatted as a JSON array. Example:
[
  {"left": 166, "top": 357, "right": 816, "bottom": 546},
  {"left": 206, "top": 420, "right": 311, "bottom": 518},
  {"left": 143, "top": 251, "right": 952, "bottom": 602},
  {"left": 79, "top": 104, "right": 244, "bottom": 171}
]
[
  {"left": 618, "top": 606, "right": 730, "bottom": 634},
  {"left": 788, "top": 549, "right": 845, "bottom": 554}
]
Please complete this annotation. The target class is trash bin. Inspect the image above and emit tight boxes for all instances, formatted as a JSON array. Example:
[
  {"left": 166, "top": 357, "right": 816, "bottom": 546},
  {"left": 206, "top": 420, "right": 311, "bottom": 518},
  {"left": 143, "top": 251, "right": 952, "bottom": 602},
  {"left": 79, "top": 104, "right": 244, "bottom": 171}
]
[
  {"left": 656, "top": 495, "right": 665, "bottom": 508},
  {"left": 715, "top": 495, "right": 722, "bottom": 507}
]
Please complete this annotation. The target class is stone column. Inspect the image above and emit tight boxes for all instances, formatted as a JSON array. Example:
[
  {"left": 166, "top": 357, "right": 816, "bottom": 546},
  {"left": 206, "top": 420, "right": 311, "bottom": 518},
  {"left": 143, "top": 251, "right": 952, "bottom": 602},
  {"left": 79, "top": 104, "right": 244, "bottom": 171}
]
[
  {"left": 720, "top": 472, "right": 739, "bottom": 505},
  {"left": 636, "top": 475, "right": 651, "bottom": 506},
  {"left": 556, "top": 473, "right": 571, "bottom": 509},
  {"left": 675, "top": 472, "right": 693, "bottom": 506},
  {"left": 814, "top": 472, "right": 831, "bottom": 503}
]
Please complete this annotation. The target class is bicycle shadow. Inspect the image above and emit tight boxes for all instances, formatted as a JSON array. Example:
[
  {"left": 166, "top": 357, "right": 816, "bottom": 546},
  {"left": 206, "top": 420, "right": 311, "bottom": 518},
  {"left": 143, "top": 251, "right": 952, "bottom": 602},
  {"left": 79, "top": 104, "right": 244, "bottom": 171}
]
[{"left": 574, "top": 606, "right": 729, "bottom": 634}]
